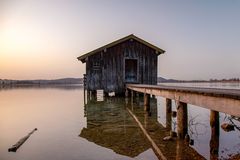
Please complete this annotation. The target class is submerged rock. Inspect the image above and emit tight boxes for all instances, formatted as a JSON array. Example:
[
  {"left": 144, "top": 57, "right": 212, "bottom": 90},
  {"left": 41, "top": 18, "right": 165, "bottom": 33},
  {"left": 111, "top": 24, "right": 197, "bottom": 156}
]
[
  {"left": 229, "top": 154, "right": 240, "bottom": 160},
  {"left": 221, "top": 123, "right": 235, "bottom": 132},
  {"left": 163, "top": 131, "right": 178, "bottom": 141},
  {"left": 172, "top": 111, "right": 177, "bottom": 118},
  {"left": 170, "top": 131, "right": 177, "bottom": 137},
  {"left": 163, "top": 136, "right": 172, "bottom": 141},
  {"left": 189, "top": 139, "right": 194, "bottom": 146},
  {"left": 184, "top": 134, "right": 190, "bottom": 143}
]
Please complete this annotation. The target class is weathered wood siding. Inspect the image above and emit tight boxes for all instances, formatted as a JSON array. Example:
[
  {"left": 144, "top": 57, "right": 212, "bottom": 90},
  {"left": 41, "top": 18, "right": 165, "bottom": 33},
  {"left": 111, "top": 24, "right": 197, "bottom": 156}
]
[{"left": 86, "top": 39, "right": 158, "bottom": 94}]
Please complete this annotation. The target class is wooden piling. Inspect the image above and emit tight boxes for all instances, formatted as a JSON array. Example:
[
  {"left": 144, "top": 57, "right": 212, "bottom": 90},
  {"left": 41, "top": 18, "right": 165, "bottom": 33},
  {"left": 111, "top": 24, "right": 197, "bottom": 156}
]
[
  {"left": 210, "top": 110, "right": 219, "bottom": 128},
  {"left": 144, "top": 93, "right": 150, "bottom": 111},
  {"left": 210, "top": 110, "right": 219, "bottom": 159},
  {"left": 166, "top": 98, "right": 172, "bottom": 130},
  {"left": 87, "top": 90, "right": 90, "bottom": 101},
  {"left": 84, "top": 89, "right": 86, "bottom": 105},
  {"left": 177, "top": 101, "right": 188, "bottom": 139},
  {"left": 176, "top": 140, "right": 184, "bottom": 159},
  {"left": 125, "top": 89, "right": 128, "bottom": 97},
  {"left": 135, "top": 92, "right": 140, "bottom": 105},
  {"left": 131, "top": 90, "right": 134, "bottom": 103}
]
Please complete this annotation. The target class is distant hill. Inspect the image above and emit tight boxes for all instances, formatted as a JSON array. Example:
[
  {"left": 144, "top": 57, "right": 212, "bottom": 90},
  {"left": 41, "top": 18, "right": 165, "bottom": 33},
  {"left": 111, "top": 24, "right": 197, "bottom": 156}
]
[
  {"left": 158, "top": 77, "right": 181, "bottom": 83},
  {"left": 158, "top": 76, "right": 208, "bottom": 83},
  {"left": 0, "top": 78, "right": 83, "bottom": 86}
]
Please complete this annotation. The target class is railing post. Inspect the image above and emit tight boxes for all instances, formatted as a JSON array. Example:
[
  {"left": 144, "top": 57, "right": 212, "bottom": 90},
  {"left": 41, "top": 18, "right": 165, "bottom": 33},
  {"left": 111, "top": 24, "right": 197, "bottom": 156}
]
[{"left": 177, "top": 101, "right": 188, "bottom": 139}]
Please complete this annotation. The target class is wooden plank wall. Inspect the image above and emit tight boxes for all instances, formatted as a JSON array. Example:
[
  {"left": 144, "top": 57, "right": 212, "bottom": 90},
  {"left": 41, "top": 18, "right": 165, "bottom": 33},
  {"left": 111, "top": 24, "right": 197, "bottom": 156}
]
[{"left": 86, "top": 39, "right": 158, "bottom": 94}]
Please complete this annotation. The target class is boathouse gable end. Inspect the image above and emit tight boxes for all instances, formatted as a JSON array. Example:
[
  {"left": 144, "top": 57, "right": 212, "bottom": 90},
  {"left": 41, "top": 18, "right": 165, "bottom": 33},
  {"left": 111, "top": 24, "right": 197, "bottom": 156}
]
[{"left": 78, "top": 34, "right": 165, "bottom": 94}]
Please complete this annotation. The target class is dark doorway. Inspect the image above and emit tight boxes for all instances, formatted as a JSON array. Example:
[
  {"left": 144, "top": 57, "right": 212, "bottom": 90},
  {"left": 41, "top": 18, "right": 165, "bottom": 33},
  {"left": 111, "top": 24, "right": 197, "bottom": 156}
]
[{"left": 125, "top": 59, "right": 138, "bottom": 83}]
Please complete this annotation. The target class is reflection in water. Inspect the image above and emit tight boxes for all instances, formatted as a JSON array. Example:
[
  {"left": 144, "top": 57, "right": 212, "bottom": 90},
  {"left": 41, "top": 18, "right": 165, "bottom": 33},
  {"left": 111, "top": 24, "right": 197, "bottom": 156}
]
[
  {"left": 1, "top": 85, "right": 240, "bottom": 160},
  {"left": 80, "top": 98, "right": 157, "bottom": 158},
  {"left": 127, "top": 96, "right": 205, "bottom": 160},
  {"left": 0, "top": 87, "right": 159, "bottom": 160},
  {"left": 0, "top": 84, "right": 83, "bottom": 91},
  {"left": 157, "top": 95, "right": 240, "bottom": 160}
]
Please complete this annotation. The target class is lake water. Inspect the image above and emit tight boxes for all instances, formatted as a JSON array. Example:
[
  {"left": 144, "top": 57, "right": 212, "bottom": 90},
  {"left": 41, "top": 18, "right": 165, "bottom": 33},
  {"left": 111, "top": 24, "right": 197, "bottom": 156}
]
[
  {"left": 0, "top": 86, "right": 157, "bottom": 160},
  {"left": 157, "top": 82, "right": 240, "bottom": 160},
  {"left": 0, "top": 83, "right": 239, "bottom": 160}
]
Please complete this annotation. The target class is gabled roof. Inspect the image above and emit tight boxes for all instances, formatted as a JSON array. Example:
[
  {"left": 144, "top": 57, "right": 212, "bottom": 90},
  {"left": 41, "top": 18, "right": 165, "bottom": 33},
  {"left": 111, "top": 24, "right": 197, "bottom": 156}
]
[{"left": 77, "top": 34, "right": 165, "bottom": 63}]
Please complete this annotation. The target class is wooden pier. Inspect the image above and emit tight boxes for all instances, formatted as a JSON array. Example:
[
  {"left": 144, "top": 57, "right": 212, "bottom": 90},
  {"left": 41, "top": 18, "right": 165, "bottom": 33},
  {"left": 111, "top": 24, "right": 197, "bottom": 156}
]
[
  {"left": 126, "top": 84, "right": 240, "bottom": 117},
  {"left": 126, "top": 84, "right": 240, "bottom": 140}
]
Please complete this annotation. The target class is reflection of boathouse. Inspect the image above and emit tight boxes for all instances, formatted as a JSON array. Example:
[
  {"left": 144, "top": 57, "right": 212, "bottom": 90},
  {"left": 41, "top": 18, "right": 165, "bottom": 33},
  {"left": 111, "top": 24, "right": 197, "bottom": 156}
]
[
  {"left": 77, "top": 34, "right": 165, "bottom": 95},
  {"left": 79, "top": 98, "right": 152, "bottom": 158}
]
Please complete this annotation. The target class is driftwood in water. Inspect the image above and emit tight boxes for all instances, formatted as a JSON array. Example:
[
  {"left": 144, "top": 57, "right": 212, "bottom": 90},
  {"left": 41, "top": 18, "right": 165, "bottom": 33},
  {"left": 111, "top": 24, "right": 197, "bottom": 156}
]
[{"left": 8, "top": 128, "right": 37, "bottom": 152}]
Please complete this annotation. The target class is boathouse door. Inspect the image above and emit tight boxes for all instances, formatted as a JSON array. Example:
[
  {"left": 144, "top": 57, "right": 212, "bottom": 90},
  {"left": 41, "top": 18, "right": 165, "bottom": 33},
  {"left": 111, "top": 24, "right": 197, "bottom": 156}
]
[{"left": 125, "top": 59, "right": 138, "bottom": 83}]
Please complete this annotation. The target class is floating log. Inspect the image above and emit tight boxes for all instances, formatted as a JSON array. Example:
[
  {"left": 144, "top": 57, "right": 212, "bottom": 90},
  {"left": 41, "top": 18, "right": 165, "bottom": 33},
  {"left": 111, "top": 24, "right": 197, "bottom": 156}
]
[{"left": 8, "top": 128, "right": 37, "bottom": 152}]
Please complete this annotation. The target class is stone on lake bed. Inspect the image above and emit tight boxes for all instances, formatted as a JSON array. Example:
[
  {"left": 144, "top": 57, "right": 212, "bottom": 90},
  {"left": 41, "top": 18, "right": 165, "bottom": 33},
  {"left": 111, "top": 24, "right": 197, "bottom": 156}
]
[
  {"left": 172, "top": 111, "right": 177, "bottom": 117},
  {"left": 170, "top": 131, "right": 177, "bottom": 137},
  {"left": 108, "top": 113, "right": 118, "bottom": 116},
  {"left": 189, "top": 139, "right": 194, "bottom": 146},
  {"left": 184, "top": 134, "right": 190, "bottom": 143},
  {"left": 163, "top": 136, "right": 172, "bottom": 141},
  {"left": 221, "top": 123, "right": 235, "bottom": 132}
]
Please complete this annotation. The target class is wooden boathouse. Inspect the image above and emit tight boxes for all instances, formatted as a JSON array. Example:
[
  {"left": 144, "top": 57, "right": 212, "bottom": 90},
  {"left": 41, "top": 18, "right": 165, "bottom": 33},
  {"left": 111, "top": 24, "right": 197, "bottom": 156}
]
[{"left": 77, "top": 34, "right": 165, "bottom": 95}]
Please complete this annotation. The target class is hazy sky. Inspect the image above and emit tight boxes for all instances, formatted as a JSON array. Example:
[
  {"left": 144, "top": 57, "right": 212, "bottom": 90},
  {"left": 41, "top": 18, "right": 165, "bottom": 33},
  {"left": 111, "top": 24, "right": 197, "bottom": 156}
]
[{"left": 0, "top": 0, "right": 240, "bottom": 80}]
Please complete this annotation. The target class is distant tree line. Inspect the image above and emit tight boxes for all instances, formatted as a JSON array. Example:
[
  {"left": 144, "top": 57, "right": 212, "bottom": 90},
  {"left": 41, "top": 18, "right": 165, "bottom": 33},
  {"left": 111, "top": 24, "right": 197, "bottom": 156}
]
[
  {"left": 209, "top": 78, "right": 240, "bottom": 82},
  {"left": 0, "top": 78, "right": 83, "bottom": 86},
  {"left": 158, "top": 77, "right": 240, "bottom": 83}
]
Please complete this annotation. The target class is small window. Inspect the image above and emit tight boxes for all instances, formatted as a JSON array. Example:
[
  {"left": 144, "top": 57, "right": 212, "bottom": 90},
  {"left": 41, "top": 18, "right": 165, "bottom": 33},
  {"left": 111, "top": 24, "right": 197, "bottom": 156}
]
[{"left": 93, "top": 61, "right": 101, "bottom": 70}]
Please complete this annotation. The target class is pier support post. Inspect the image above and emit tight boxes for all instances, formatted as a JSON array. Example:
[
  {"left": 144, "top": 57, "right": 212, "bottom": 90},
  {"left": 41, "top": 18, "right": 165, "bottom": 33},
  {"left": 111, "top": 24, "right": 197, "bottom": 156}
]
[
  {"left": 166, "top": 98, "right": 172, "bottom": 130},
  {"left": 176, "top": 140, "right": 184, "bottom": 159},
  {"left": 84, "top": 89, "right": 86, "bottom": 105},
  {"left": 135, "top": 92, "right": 140, "bottom": 105},
  {"left": 125, "top": 89, "right": 129, "bottom": 97},
  {"left": 151, "top": 94, "right": 156, "bottom": 99},
  {"left": 131, "top": 90, "right": 134, "bottom": 109},
  {"left": 144, "top": 93, "right": 150, "bottom": 111},
  {"left": 131, "top": 90, "right": 134, "bottom": 101},
  {"left": 87, "top": 90, "right": 91, "bottom": 101},
  {"left": 177, "top": 101, "right": 188, "bottom": 139},
  {"left": 210, "top": 110, "right": 219, "bottom": 159}
]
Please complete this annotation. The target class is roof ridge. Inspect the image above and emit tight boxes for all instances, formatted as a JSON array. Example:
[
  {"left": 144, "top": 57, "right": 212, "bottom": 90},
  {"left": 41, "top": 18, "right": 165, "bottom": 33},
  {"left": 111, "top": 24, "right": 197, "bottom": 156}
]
[{"left": 77, "top": 34, "right": 165, "bottom": 63}]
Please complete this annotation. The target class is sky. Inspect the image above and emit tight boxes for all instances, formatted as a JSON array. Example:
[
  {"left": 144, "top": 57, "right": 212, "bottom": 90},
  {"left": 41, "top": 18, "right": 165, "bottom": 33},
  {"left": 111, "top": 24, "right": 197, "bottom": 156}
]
[{"left": 0, "top": 0, "right": 240, "bottom": 80}]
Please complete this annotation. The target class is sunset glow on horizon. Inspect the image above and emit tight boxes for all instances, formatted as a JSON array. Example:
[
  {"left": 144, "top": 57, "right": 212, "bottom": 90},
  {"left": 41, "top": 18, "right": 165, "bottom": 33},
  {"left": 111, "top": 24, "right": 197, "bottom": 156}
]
[{"left": 1, "top": 0, "right": 240, "bottom": 80}]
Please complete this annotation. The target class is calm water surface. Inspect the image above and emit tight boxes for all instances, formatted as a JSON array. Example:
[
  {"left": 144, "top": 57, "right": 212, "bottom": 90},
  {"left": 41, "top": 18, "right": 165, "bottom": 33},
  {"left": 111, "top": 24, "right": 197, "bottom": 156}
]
[
  {"left": 0, "top": 86, "right": 157, "bottom": 160},
  {"left": 0, "top": 83, "right": 240, "bottom": 160},
  {"left": 157, "top": 83, "right": 240, "bottom": 159}
]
